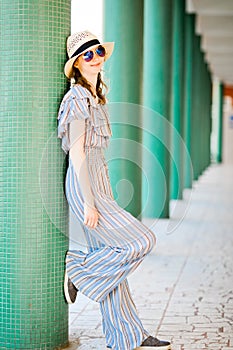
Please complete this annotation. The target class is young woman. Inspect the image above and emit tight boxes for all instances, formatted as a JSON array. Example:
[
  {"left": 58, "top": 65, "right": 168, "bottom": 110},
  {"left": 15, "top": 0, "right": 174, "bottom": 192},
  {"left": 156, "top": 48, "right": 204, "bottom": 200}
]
[{"left": 58, "top": 30, "right": 171, "bottom": 350}]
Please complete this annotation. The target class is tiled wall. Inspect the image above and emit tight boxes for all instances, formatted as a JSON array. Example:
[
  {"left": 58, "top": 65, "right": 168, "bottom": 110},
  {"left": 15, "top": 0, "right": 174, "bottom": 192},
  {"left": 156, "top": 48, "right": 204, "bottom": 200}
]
[{"left": 0, "top": 1, "right": 71, "bottom": 348}]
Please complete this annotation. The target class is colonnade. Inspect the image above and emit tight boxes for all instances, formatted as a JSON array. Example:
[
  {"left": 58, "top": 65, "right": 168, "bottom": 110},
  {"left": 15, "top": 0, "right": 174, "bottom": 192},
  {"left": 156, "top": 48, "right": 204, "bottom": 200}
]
[
  {"left": 104, "top": 0, "right": 213, "bottom": 218},
  {"left": 0, "top": 0, "right": 223, "bottom": 348}
]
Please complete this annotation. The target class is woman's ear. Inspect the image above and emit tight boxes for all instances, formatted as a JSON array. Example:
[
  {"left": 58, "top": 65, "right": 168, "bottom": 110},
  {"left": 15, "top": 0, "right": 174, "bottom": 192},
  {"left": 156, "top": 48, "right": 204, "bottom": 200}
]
[{"left": 73, "top": 58, "right": 79, "bottom": 69}]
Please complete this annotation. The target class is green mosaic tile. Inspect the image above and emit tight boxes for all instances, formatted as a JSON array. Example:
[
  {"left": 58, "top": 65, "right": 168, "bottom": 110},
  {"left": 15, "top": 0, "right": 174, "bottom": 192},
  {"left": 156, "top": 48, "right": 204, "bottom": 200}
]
[{"left": 0, "top": 0, "right": 71, "bottom": 349}]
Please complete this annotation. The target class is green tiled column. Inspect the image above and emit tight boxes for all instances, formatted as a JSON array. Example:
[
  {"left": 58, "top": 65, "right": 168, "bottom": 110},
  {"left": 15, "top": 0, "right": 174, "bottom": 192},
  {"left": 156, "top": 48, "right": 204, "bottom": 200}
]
[
  {"left": 197, "top": 49, "right": 206, "bottom": 175},
  {"left": 206, "top": 70, "right": 212, "bottom": 167},
  {"left": 190, "top": 35, "right": 212, "bottom": 178},
  {"left": 170, "top": 0, "right": 185, "bottom": 199},
  {"left": 191, "top": 34, "right": 202, "bottom": 180},
  {"left": 104, "top": 0, "right": 144, "bottom": 217},
  {"left": 199, "top": 61, "right": 212, "bottom": 172},
  {"left": 217, "top": 83, "right": 224, "bottom": 163},
  {"left": 142, "top": 0, "right": 173, "bottom": 218},
  {"left": 184, "top": 14, "right": 212, "bottom": 186},
  {"left": 0, "top": 1, "right": 70, "bottom": 349},
  {"left": 183, "top": 14, "right": 195, "bottom": 188}
]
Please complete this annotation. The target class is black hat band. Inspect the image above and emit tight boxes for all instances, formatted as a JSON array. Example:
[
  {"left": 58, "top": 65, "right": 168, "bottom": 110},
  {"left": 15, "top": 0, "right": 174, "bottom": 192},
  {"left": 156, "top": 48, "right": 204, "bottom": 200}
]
[{"left": 70, "top": 39, "right": 100, "bottom": 59}]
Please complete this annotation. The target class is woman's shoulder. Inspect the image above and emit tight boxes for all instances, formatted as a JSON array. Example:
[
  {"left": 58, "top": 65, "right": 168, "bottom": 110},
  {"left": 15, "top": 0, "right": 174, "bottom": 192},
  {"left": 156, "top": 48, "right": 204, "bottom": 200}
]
[
  {"left": 70, "top": 84, "right": 92, "bottom": 100},
  {"left": 60, "top": 86, "right": 89, "bottom": 107},
  {"left": 60, "top": 85, "right": 90, "bottom": 103}
]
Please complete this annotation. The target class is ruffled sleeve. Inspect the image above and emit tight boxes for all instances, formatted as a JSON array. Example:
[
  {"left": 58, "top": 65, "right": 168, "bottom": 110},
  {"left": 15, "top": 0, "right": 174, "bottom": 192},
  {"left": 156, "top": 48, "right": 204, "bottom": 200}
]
[
  {"left": 57, "top": 86, "right": 90, "bottom": 153},
  {"left": 58, "top": 85, "right": 112, "bottom": 152}
]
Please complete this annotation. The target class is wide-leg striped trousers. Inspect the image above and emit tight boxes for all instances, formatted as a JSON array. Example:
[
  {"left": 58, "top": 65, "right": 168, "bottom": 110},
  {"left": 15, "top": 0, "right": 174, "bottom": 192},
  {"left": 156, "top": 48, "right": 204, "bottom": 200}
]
[
  {"left": 66, "top": 222, "right": 155, "bottom": 349},
  {"left": 65, "top": 153, "right": 156, "bottom": 349}
]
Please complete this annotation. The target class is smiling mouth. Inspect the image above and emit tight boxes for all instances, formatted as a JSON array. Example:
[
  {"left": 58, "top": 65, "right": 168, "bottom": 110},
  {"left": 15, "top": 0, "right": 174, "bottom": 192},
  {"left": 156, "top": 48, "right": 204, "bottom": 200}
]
[{"left": 91, "top": 63, "right": 101, "bottom": 67}]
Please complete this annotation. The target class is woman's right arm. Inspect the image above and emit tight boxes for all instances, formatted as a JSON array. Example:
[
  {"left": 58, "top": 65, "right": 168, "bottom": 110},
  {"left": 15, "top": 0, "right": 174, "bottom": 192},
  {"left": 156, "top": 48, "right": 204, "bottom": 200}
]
[{"left": 69, "top": 119, "right": 99, "bottom": 229}]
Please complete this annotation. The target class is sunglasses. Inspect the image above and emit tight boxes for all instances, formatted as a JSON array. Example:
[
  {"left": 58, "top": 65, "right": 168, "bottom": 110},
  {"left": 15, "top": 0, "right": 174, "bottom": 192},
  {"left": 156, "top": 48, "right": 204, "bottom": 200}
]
[{"left": 83, "top": 45, "right": 106, "bottom": 62}]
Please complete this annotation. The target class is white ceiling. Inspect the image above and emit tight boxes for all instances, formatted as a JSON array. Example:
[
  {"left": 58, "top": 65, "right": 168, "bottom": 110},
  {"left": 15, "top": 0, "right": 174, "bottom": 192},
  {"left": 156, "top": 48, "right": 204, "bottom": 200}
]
[{"left": 186, "top": 0, "right": 233, "bottom": 86}]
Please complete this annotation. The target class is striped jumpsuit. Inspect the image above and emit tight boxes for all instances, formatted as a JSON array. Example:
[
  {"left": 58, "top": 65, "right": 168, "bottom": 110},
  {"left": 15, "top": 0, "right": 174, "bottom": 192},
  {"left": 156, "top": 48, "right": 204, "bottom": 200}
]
[{"left": 57, "top": 85, "right": 156, "bottom": 350}]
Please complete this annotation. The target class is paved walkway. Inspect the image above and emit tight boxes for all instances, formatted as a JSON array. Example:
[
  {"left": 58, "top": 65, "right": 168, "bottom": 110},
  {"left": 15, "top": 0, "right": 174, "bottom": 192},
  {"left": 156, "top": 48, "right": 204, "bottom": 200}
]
[{"left": 67, "top": 164, "right": 233, "bottom": 350}]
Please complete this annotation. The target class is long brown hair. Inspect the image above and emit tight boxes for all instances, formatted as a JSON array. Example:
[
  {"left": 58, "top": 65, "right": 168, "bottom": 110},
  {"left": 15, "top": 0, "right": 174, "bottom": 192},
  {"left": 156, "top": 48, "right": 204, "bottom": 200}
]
[{"left": 72, "top": 66, "right": 107, "bottom": 105}]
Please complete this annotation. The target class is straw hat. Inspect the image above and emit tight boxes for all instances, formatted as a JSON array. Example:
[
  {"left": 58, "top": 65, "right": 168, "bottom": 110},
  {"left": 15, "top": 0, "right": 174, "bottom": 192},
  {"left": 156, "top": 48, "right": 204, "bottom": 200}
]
[{"left": 64, "top": 30, "right": 114, "bottom": 78}]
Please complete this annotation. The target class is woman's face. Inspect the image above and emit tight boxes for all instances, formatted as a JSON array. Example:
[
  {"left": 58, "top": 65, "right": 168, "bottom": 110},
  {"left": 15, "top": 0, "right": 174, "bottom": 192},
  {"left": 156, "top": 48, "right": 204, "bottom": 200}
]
[{"left": 74, "top": 46, "right": 105, "bottom": 77}]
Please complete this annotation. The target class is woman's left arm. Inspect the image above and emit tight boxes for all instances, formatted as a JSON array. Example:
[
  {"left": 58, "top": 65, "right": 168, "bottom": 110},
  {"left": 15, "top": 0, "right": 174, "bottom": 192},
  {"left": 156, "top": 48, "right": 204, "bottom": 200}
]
[{"left": 69, "top": 119, "right": 99, "bottom": 229}]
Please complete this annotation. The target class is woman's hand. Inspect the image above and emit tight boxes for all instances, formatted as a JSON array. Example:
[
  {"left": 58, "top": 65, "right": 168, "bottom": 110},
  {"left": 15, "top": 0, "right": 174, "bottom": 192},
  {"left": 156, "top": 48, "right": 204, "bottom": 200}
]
[{"left": 83, "top": 203, "right": 99, "bottom": 229}]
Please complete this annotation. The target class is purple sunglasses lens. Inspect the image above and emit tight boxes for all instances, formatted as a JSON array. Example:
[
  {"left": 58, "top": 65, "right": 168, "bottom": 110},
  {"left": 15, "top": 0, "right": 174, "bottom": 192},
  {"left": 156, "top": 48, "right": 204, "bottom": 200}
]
[
  {"left": 96, "top": 45, "right": 106, "bottom": 57},
  {"left": 83, "top": 50, "right": 94, "bottom": 62},
  {"left": 83, "top": 46, "right": 106, "bottom": 62}
]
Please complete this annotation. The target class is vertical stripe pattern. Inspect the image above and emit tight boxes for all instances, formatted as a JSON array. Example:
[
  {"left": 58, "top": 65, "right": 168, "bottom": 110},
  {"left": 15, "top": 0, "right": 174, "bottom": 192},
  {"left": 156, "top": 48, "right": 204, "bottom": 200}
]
[{"left": 58, "top": 85, "right": 156, "bottom": 350}]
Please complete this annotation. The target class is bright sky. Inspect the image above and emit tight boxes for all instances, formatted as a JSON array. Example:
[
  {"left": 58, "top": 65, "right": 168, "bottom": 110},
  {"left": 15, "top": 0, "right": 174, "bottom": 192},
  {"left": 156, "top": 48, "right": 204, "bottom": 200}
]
[{"left": 71, "top": 0, "right": 103, "bottom": 40}]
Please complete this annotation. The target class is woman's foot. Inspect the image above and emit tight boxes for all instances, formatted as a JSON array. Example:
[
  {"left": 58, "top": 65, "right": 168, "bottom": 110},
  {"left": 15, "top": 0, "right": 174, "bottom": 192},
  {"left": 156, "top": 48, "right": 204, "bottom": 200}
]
[
  {"left": 135, "top": 335, "right": 171, "bottom": 349},
  {"left": 64, "top": 270, "right": 78, "bottom": 304}
]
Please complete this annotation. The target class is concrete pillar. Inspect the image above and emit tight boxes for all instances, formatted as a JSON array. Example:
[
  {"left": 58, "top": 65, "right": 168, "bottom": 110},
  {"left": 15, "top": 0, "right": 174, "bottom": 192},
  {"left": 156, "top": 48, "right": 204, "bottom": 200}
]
[
  {"left": 103, "top": 0, "right": 144, "bottom": 217},
  {"left": 170, "top": 0, "right": 186, "bottom": 200},
  {"left": 0, "top": 1, "right": 70, "bottom": 349},
  {"left": 142, "top": 0, "right": 173, "bottom": 218}
]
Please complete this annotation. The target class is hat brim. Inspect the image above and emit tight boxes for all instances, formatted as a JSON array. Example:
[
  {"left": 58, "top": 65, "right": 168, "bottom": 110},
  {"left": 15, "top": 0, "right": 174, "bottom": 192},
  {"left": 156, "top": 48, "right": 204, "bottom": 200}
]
[{"left": 64, "top": 42, "right": 114, "bottom": 79}]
